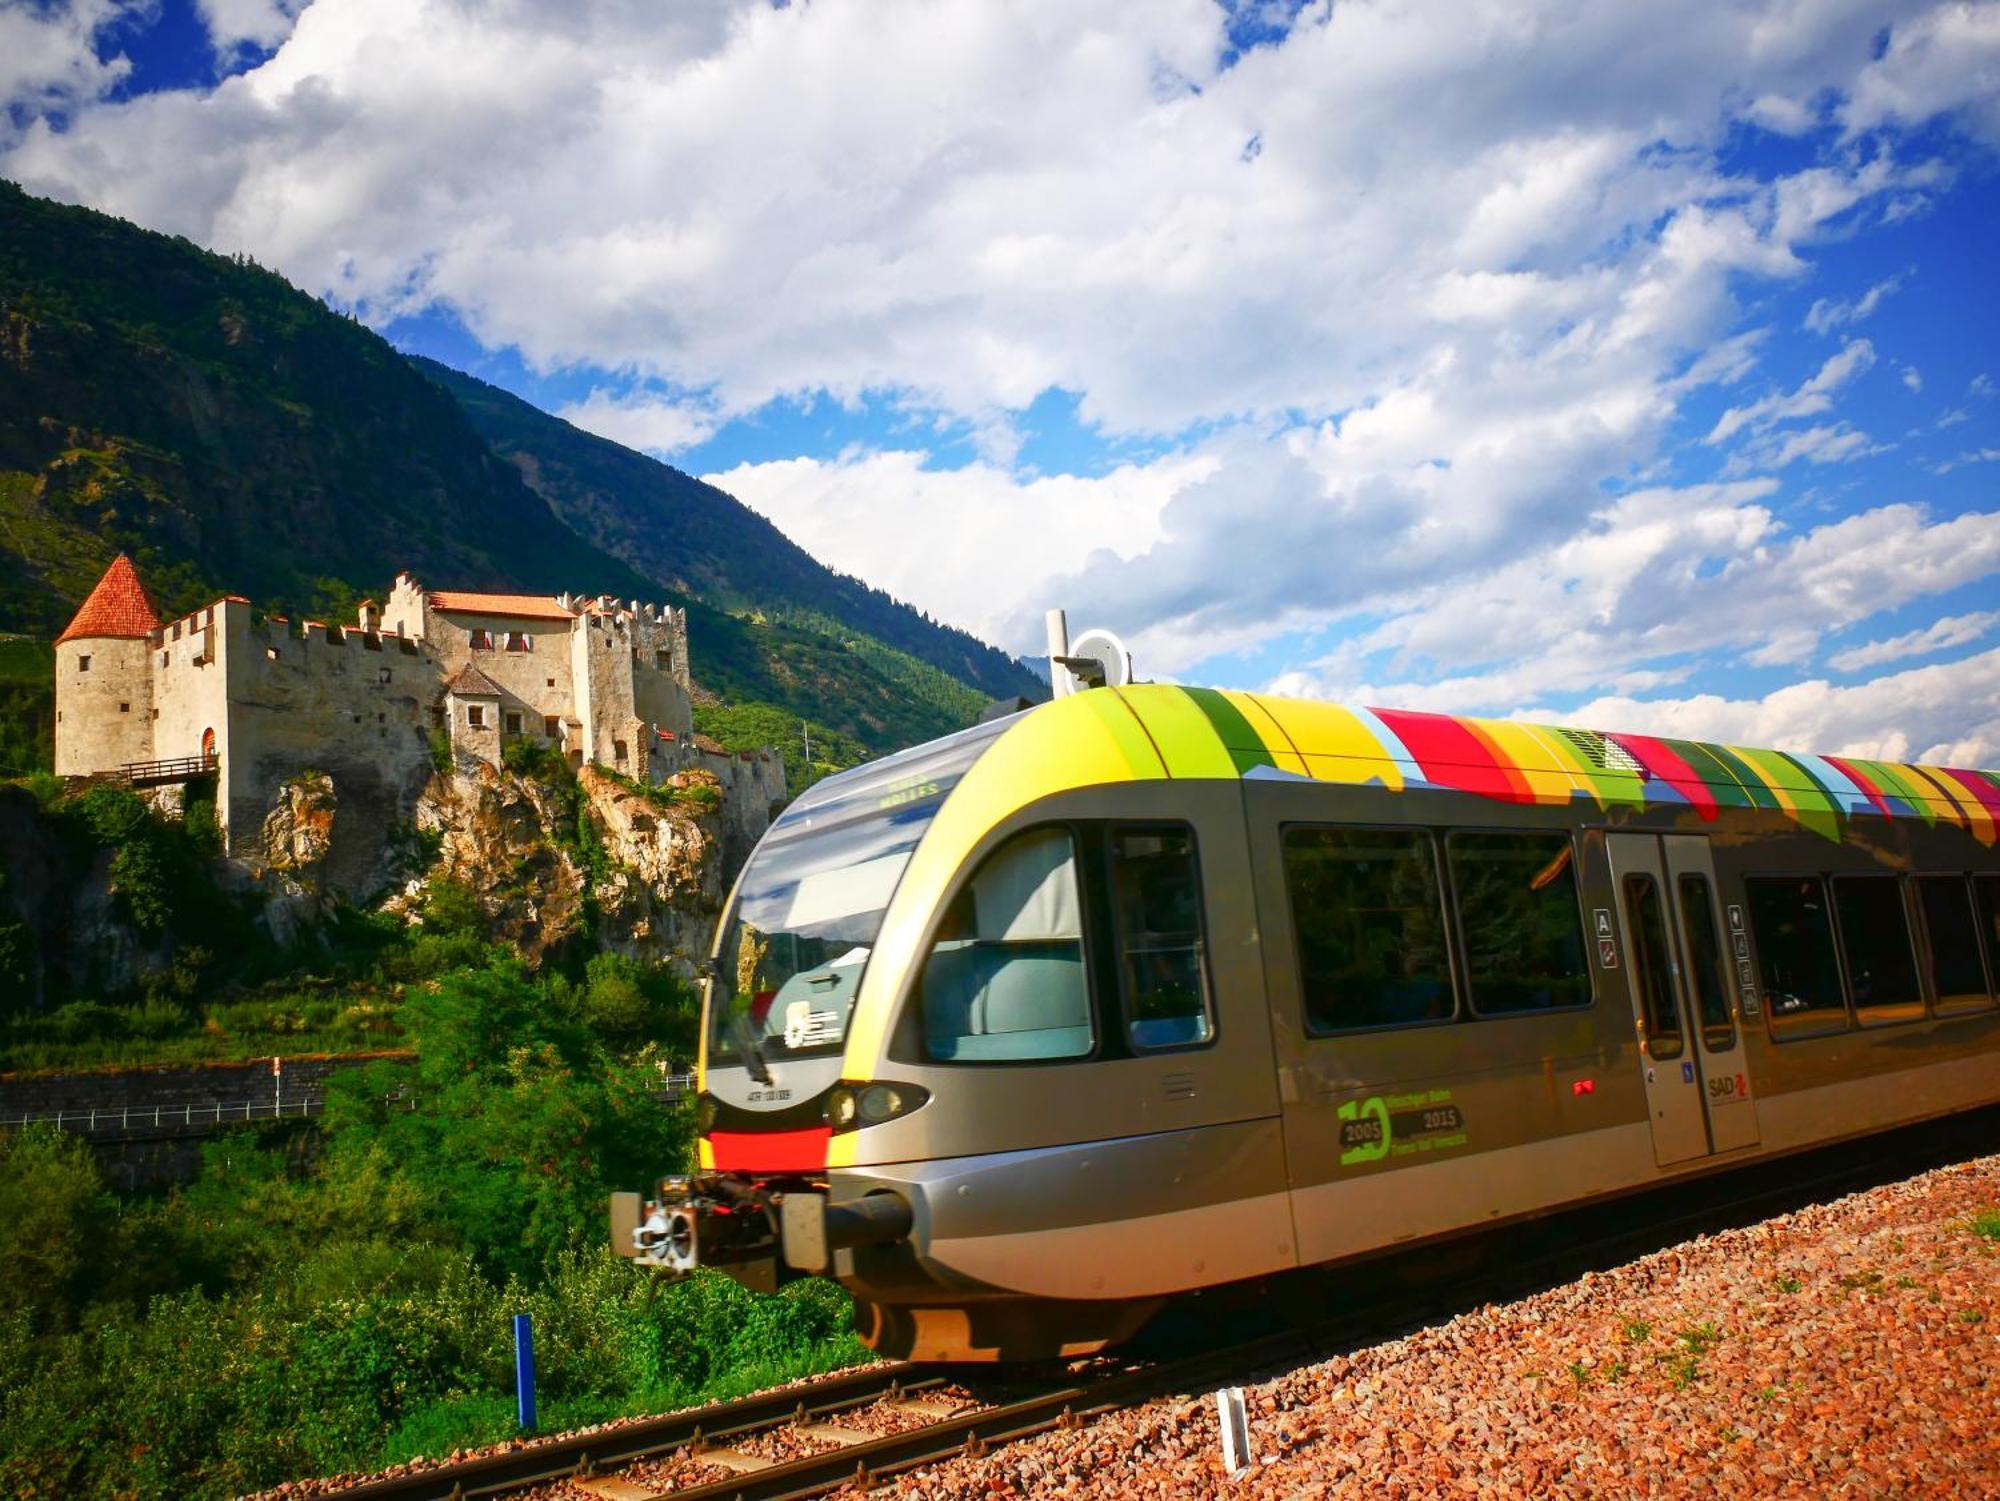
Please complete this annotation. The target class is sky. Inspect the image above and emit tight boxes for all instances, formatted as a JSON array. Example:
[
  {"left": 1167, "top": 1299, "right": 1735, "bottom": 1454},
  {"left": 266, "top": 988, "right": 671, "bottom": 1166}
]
[{"left": 4, "top": 0, "right": 1999, "bottom": 763}]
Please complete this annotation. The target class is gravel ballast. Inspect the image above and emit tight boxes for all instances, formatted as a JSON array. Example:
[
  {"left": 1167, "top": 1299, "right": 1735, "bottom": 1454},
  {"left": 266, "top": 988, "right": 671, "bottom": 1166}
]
[{"left": 880, "top": 1153, "right": 2000, "bottom": 1497}]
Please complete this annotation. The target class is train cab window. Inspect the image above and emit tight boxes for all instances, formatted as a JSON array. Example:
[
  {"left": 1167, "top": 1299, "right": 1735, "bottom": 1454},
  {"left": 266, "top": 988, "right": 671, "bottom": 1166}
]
[
  {"left": 1832, "top": 876, "right": 1924, "bottom": 1027},
  {"left": 1446, "top": 832, "right": 1591, "bottom": 1014},
  {"left": 1916, "top": 876, "right": 1995, "bottom": 1014},
  {"left": 1678, "top": 874, "right": 1735, "bottom": 1051},
  {"left": 1622, "top": 874, "right": 1683, "bottom": 1060},
  {"left": 1283, "top": 827, "right": 1452, "bottom": 1033},
  {"left": 1107, "top": 826, "right": 1212, "bottom": 1051},
  {"left": 1746, "top": 876, "right": 1848, "bottom": 1037},
  {"left": 921, "top": 827, "right": 1093, "bottom": 1062}
]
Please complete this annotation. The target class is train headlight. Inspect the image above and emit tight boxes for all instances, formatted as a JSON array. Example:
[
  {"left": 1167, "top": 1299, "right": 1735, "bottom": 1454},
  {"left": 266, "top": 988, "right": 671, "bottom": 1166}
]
[
  {"left": 695, "top": 1095, "right": 718, "bottom": 1134},
  {"left": 826, "top": 1085, "right": 859, "bottom": 1128},
  {"left": 825, "top": 1080, "right": 928, "bottom": 1132}
]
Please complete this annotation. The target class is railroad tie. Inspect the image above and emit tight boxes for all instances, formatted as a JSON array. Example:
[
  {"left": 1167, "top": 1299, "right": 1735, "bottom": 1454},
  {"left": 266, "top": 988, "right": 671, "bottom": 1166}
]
[
  {"left": 693, "top": 1448, "right": 775, "bottom": 1474},
  {"left": 573, "top": 1479, "right": 667, "bottom": 1501},
  {"left": 885, "top": 1395, "right": 963, "bottom": 1420},
  {"left": 793, "top": 1421, "right": 881, "bottom": 1446}
]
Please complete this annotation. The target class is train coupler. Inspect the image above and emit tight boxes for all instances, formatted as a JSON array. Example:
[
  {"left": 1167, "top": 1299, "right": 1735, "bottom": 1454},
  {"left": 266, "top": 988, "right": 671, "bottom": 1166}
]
[{"left": 611, "top": 1174, "right": 913, "bottom": 1291}]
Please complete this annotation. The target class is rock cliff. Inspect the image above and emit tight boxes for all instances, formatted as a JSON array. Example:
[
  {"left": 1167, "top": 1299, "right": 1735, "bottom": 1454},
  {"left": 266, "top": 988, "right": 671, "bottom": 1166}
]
[{"left": 395, "top": 756, "right": 726, "bottom": 974}]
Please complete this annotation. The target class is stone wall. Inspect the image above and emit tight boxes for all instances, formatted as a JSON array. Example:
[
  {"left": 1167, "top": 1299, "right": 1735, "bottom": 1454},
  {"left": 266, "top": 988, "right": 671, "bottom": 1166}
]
[
  {"left": 217, "top": 605, "right": 437, "bottom": 893},
  {"left": 52, "top": 634, "right": 153, "bottom": 776},
  {"left": 0, "top": 1053, "right": 405, "bottom": 1189}
]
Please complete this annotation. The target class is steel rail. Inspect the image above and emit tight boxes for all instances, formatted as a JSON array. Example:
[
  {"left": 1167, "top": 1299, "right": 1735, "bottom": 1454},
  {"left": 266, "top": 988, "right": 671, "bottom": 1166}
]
[
  {"left": 325, "top": 1362, "right": 930, "bottom": 1500},
  {"left": 326, "top": 1111, "right": 1997, "bottom": 1501}
]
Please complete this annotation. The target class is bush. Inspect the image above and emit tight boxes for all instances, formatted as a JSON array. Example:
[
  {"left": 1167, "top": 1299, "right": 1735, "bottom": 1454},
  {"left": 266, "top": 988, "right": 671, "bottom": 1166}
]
[{"left": 0, "top": 1125, "right": 102, "bottom": 1334}]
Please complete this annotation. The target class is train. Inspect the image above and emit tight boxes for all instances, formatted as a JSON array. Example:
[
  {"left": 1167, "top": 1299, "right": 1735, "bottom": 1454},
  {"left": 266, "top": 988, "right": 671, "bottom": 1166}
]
[{"left": 612, "top": 684, "right": 2000, "bottom": 1362}]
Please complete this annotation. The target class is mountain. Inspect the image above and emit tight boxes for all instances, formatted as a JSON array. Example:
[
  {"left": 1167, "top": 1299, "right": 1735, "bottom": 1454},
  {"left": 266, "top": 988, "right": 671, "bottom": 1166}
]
[
  {"left": 0, "top": 180, "right": 1041, "bottom": 769},
  {"left": 420, "top": 359, "right": 1041, "bottom": 706},
  {"left": 0, "top": 180, "right": 657, "bottom": 634}
]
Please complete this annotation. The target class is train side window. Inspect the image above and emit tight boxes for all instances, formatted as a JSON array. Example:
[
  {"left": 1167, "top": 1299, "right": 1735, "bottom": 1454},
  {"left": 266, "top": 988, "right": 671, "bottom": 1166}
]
[
  {"left": 1107, "top": 825, "right": 1213, "bottom": 1051},
  {"left": 1916, "top": 876, "right": 1994, "bottom": 1014},
  {"left": 1745, "top": 876, "right": 1848, "bottom": 1037},
  {"left": 1976, "top": 877, "right": 2000, "bottom": 999},
  {"left": 1284, "top": 827, "right": 1453, "bottom": 1033},
  {"left": 921, "top": 827, "right": 1094, "bottom": 1063},
  {"left": 1623, "top": 874, "right": 1683, "bottom": 1060},
  {"left": 1677, "top": 874, "right": 1735, "bottom": 1051},
  {"left": 1832, "top": 876, "right": 1925, "bottom": 1027},
  {"left": 1447, "top": 832, "right": 1591, "bottom": 1015}
]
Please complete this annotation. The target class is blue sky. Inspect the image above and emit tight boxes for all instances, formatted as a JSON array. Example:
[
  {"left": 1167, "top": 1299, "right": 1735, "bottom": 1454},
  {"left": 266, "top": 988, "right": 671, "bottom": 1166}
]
[{"left": 3, "top": 0, "right": 1998, "bottom": 760}]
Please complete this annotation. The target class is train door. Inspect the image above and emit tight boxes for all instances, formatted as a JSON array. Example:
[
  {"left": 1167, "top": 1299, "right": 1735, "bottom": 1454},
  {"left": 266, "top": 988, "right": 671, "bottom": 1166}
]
[{"left": 1606, "top": 833, "right": 1760, "bottom": 1166}]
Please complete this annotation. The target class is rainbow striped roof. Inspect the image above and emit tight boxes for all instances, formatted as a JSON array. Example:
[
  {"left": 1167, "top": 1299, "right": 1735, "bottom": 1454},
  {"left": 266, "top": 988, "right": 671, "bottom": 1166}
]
[{"left": 1064, "top": 685, "right": 2000, "bottom": 847}]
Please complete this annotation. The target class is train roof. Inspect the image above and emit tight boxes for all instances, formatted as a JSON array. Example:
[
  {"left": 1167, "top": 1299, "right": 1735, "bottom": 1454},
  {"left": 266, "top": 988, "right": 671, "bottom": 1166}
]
[{"left": 963, "top": 684, "right": 2000, "bottom": 847}]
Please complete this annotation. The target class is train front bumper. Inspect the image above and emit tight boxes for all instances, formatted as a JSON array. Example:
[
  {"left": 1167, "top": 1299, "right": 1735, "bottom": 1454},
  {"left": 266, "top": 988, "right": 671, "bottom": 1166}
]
[{"left": 612, "top": 1174, "right": 913, "bottom": 1294}]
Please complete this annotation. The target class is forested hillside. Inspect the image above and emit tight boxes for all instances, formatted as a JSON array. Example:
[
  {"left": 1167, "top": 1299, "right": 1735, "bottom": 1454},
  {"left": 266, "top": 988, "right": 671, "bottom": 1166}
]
[
  {"left": 421, "top": 357, "right": 1040, "bottom": 705},
  {"left": 0, "top": 180, "right": 1038, "bottom": 766}
]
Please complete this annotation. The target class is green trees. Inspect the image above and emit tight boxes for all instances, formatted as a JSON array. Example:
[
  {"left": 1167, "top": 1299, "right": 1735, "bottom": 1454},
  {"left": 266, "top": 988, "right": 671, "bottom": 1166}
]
[{"left": 0, "top": 959, "right": 868, "bottom": 1499}]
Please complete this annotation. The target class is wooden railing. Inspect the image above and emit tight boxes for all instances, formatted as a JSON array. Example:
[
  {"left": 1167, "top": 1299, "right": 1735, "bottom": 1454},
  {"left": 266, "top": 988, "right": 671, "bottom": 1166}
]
[{"left": 114, "top": 754, "right": 218, "bottom": 788}]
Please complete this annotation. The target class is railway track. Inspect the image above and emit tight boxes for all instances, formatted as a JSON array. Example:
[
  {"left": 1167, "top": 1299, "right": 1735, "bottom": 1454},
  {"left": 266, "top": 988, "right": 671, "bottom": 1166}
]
[{"left": 325, "top": 1109, "right": 1999, "bottom": 1501}]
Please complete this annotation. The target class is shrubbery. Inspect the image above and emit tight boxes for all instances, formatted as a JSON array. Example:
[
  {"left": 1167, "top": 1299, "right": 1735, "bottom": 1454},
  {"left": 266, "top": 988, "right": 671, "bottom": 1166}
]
[{"left": 0, "top": 960, "right": 866, "bottom": 1499}]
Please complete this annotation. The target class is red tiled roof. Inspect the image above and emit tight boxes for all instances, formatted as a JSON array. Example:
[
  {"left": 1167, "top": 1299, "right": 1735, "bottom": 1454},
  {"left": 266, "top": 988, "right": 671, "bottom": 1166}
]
[
  {"left": 428, "top": 590, "right": 574, "bottom": 621},
  {"left": 57, "top": 555, "right": 162, "bottom": 643}
]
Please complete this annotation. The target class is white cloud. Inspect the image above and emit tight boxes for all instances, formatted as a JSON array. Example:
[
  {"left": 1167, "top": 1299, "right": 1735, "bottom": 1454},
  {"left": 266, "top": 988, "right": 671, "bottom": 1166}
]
[
  {"left": 1562, "top": 647, "right": 2000, "bottom": 766},
  {"left": 1256, "top": 494, "right": 2000, "bottom": 716},
  {"left": 1803, "top": 274, "right": 1904, "bottom": 335},
  {"left": 1829, "top": 611, "right": 2000, "bottom": 672},
  {"left": 196, "top": 0, "right": 310, "bottom": 56},
  {"left": 6, "top": 0, "right": 1997, "bottom": 756},
  {"left": 557, "top": 389, "right": 719, "bottom": 457},
  {"left": 704, "top": 447, "right": 1211, "bottom": 647},
  {"left": 1706, "top": 338, "right": 1875, "bottom": 444},
  {"left": 0, "top": 0, "right": 1975, "bottom": 439},
  {"left": 0, "top": 0, "right": 131, "bottom": 137},
  {"left": 1845, "top": 1, "right": 2000, "bottom": 149},
  {"left": 1933, "top": 448, "right": 2000, "bottom": 476},
  {"left": 1901, "top": 365, "right": 1922, "bottom": 392}
]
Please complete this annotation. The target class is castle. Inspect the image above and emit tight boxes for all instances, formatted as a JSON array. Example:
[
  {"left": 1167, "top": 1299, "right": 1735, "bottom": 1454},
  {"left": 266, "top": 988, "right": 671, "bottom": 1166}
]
[{"left": 53, "top": 556, "right": 784, "bottom": 869}]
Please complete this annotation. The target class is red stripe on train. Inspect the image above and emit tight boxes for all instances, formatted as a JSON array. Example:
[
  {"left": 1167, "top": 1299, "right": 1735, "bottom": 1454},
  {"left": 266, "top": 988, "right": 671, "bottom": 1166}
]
[{"left": 707, "top": 1127, "right": 830, "bottom": 1173}]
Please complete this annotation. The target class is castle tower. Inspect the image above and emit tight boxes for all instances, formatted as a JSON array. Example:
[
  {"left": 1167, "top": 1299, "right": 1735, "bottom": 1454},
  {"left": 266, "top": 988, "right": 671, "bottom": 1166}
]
[{"left": 54, "top": 554, "right": 161, "bottom": 777}]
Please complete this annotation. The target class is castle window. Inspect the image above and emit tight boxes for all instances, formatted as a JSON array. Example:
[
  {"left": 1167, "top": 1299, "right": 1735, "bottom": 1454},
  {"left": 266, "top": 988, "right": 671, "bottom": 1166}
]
[
  {"left": 470, "top": 629, "right": 494, "bottom": 651},
  {"left": 655, "top": 649, "right": 671, "bottom": 670},
  {"left": 266, "top": 647, "right": 280, "bottom": 661},
  {"left": 467, "top": 705, "right": 486, "bottom": 729},
  {"left": 546, "top": 677, "right": 555, "bottom": 688},
  {"left": 505, "top": 632, "right": 530, "bottom": 653},
  {"left": 160, "top": 651, "right": 169, "bottom": 667},
  {"left": 504, "top": 711, "right": 523, "bottom": 735},
  {"left": 614, "top": 740, "right": 629, "bottom": 763},
  {"left": 378, "top": 668, "right": 392, "bottom": 685},
  {"left": 171, "top": 622, "right": 181, "bottom": 640},
  {"left": 119, "top": 703, "right": 130, "bottom": 714},
  {"left": 77, "top": 654, "right": 91, "bottom": 672},
  {"left": 544, "top": 716, "right": 559, "bottom": 737},
  {"left": 378, "top": 712, "right": 386, "bottom": 724}
]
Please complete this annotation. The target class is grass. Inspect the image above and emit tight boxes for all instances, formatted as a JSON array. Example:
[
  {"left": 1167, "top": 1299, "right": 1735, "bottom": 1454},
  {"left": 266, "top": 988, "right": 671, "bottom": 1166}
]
[
  {"left": 1666, "top": 1321, "right": 1723, "bottom": 1389},
  {"left": 1970, "top": 1207, "right": 2000, "bottom": 1242},
  {"left": 0, "top": 988, "right": 405, "bottom": 1072}
]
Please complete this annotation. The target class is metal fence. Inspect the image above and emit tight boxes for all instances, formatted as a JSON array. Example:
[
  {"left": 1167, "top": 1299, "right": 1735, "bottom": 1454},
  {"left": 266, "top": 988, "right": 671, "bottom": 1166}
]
[
  {"left": 0, "top": 1098, "right": 324, "bottom": 1134},
  {"left": 0, "top": 1071, "right": 699, "bottom": 1139}
]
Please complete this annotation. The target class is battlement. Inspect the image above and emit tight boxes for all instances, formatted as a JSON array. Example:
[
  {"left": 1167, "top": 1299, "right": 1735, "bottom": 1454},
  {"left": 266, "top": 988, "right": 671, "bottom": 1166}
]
[
  {"left": 55, "top": 558, "right": 705, "bottom": 845},
  {"left": 52, "top": 555, "right": 782, "bottom": 887}
]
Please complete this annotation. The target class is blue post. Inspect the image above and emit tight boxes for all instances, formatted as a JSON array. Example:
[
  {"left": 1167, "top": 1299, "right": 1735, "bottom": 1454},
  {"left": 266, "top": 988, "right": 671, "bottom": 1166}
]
[{"left": 513, "top": 1313, "right": 537, "bottom": 1431}]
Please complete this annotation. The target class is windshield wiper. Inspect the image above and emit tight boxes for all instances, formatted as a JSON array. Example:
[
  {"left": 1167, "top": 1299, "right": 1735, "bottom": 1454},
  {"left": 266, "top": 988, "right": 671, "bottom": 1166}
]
[{"left": 728, "top": 1009, "right": 775, "bottom": 1086}]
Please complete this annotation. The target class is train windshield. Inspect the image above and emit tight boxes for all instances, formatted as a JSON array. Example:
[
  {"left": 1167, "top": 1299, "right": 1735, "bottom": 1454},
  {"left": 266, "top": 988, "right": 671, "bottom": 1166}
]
[{"left": 707, "top": 714, "right": 1016, "bottom": 1069}]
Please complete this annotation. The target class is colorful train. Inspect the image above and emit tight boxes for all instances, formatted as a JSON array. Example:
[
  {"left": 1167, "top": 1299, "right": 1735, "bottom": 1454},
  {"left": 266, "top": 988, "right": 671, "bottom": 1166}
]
[{"left": 614, "top": 685, "right": 2000, "bottom": 1361}]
